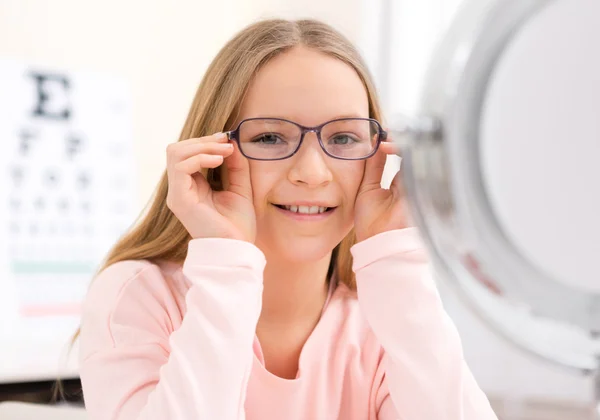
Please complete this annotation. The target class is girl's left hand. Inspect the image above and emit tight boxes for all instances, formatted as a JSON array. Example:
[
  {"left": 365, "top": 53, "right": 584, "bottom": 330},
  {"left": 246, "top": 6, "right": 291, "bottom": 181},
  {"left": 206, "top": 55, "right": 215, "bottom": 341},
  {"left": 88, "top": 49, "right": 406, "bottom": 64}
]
[{"left": 354, "top": 137, "right": 412, "bottom": 243}]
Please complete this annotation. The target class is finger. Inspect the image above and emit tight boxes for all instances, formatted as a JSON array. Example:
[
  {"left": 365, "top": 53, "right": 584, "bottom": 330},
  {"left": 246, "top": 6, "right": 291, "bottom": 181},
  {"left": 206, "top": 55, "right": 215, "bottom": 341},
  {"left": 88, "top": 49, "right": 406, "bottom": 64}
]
[
  {"left": 379, "top": 140, "right": 402, "bottom": 157},
  {"left": 389, "top": 168, "right": 414, "bottom": 226},
  {"left": 389, "top": 169, "right": 405, "bottom": 198},
  {"left": 360, "top": 147, "right": 387, "bottom": 193},
  {"left": 171, "top": 142, "right": 233, "bottom": 164},
  {"left": 174, "top": 150, "right": 232, "bottom": 174},
  {"left": 223, "top": 141, "right": 253, "bottom": 201},
  {"left": 169, "top": 147, "right": 231, "bottom": 195},
  {"left": 167, "top": 135, "right": 231, "bottom": 165},
  {"left": 168, "top": 152, "right": 230, "bottom": 208},
  {"left": 176, "top": 132, "right": 229, "bottom": 147}
]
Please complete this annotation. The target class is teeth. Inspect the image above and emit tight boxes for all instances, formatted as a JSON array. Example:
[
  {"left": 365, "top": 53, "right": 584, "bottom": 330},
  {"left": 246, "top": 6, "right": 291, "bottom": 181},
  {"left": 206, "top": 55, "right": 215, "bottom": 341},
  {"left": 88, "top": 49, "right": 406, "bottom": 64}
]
[{"left": 283, "top": 205, "right": 329, "bottom": 214}]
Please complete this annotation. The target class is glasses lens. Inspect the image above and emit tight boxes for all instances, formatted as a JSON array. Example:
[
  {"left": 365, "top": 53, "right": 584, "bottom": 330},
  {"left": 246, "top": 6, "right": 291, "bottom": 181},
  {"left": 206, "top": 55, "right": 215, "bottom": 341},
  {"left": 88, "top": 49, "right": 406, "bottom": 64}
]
[
  {"left": 321, "top": 119, "right": 380, "bottom": 159},
  {"left": 238, "top": 119, "right": 301, "bottom": 160}
]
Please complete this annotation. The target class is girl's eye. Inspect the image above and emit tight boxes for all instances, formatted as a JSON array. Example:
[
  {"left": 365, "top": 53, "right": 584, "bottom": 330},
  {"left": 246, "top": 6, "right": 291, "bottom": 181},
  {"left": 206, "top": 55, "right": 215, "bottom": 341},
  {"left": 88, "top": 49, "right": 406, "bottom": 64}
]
[
  {"left": 252, "top": 134, "right": 284, "bottom": 144},
  {"left": 330, "top": 134, "right": 359, "bottom": 145}
]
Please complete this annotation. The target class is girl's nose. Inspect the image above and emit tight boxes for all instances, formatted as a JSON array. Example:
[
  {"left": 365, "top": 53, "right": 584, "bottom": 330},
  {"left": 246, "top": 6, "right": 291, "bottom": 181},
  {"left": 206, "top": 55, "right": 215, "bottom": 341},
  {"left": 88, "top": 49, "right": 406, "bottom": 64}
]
[{"left": 288, "top": 132, "right": 333, "bottom": 187}]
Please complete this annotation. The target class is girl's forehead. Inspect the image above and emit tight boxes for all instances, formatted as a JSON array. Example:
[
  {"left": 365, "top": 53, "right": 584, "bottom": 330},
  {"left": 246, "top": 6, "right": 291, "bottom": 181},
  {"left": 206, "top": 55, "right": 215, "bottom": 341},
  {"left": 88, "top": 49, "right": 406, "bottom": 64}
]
[{"left": 239, "top": 51, "right": 369, "bottom": 127}]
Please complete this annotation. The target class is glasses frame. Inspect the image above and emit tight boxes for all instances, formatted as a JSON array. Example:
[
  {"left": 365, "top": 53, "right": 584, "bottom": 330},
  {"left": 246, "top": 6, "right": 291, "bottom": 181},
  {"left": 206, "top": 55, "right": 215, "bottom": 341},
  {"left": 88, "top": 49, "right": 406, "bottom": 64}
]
[{"left": 224, "top": 117, "right": 388, "bottom": 161}]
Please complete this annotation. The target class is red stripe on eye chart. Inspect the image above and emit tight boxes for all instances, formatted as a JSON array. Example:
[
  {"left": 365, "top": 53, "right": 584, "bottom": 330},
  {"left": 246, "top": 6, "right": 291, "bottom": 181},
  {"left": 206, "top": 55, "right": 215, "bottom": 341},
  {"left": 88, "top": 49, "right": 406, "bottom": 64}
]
[{"left": 19, "top": 303, "right": 82, "bottom": 317}]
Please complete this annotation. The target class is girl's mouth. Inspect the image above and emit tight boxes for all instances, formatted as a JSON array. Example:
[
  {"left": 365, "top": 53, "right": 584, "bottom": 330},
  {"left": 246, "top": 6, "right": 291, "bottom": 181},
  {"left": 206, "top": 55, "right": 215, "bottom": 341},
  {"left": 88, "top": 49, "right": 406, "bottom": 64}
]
[{"left": 273, "top": 204, "right": 334, "bottom": 214}]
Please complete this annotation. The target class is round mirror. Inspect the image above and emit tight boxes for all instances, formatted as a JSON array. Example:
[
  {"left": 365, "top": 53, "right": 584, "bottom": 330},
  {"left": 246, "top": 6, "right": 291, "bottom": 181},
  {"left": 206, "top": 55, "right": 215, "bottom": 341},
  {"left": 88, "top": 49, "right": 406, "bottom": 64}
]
[{"left": 392, "top": 0, "right": 600, "bottom": 413}]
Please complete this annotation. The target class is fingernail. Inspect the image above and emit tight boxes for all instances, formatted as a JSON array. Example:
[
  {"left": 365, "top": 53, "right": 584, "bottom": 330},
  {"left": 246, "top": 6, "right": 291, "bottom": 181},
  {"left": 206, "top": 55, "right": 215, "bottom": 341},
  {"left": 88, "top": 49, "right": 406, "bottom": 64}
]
[{"left": 213, "top": 132, "right": 227, "bottom": 139}]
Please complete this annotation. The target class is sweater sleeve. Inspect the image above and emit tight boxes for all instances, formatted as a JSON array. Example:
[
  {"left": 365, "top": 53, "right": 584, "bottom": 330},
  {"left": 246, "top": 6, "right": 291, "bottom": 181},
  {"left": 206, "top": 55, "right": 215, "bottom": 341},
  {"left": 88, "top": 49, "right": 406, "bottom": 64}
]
[
  {"left": 351, "top": 228, "right": 498, "bottom": 420},
  {"left": 79, "top": 238, "right": 265, "bottom": 420}
]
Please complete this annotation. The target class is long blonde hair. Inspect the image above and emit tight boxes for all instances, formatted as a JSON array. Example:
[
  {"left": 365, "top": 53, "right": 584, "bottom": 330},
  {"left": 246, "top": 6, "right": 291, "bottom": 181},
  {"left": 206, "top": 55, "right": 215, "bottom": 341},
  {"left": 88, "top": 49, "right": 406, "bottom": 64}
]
[{"left": 69, "top": 18, "right": 383, "bottom": 348}]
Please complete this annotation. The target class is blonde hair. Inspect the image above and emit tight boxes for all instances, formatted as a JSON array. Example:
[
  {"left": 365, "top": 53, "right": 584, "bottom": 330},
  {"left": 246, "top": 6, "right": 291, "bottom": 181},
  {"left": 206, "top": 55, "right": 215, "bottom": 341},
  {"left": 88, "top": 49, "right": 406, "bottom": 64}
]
[{"left": 67, "top": 17, "right": 383, "bottom": 351}]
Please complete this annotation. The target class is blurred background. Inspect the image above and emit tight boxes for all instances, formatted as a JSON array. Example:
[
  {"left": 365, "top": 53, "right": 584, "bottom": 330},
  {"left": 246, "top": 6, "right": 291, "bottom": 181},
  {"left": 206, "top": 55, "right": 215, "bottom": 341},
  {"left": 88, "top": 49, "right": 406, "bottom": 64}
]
[{"left": 0, "top": 0, "right": 593, "bottom": 418}]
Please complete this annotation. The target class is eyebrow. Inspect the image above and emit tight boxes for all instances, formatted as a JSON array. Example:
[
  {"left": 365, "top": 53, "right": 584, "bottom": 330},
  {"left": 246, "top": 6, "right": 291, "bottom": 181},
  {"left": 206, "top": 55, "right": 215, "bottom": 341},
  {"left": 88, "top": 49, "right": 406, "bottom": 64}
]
[
  {"left": 250, "top": 114, "right": 367, "bottom": 123},
  {"left": 329, "top": 113, "right": 366, "bottom": 120}
]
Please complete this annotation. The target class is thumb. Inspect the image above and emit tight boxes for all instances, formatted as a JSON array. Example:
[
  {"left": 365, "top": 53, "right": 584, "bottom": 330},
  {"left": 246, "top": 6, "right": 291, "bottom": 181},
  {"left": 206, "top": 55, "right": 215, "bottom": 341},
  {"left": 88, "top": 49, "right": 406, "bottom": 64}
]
[
  {"left": 359, "top": 148, "right": 386, "bottom": 194},
  {"left": 389, "top": 167, "right": 404, "bottom": 198},
  {"left": 390, "top": 167, "right": 414, "bottom": 228},
  {"left": 223, "top": 141, "right": 253, "bottom": 200}
]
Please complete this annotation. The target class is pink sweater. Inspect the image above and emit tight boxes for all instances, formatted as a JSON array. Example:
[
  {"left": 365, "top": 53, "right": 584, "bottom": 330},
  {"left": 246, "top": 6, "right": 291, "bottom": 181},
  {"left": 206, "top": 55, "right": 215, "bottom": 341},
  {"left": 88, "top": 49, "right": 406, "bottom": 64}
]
[{"left": 79, "top": 228, "right": 497, "bottom": 420}]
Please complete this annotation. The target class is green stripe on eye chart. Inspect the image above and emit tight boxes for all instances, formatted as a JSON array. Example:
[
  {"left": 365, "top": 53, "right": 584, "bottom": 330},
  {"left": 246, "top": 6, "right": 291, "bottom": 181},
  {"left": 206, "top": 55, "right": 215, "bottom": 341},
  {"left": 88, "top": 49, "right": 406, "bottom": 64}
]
[{"left": 11, "top": 261, "right": 95, "bottom": 274}]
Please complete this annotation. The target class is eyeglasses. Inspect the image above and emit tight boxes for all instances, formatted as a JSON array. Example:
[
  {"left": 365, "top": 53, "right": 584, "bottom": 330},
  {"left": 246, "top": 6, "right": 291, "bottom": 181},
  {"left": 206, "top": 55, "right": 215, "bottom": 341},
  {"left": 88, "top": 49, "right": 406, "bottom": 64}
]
[{"left": 224, "top": 117, "right": 387, "bottom": 161}]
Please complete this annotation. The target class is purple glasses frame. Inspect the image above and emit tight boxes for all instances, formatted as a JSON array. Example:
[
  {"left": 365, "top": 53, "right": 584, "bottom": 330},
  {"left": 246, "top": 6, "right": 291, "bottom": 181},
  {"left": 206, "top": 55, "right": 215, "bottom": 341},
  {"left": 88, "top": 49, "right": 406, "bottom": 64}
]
[{"left": 224, "top": 117, "right": 388, "bottom": 161}]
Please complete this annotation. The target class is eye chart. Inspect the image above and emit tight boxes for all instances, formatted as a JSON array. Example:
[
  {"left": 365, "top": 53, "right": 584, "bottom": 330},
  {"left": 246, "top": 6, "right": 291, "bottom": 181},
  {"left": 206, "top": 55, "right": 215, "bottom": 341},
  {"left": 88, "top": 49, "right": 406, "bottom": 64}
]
[{"left": 0, "top": 59, "right": 137, "bottom": 382}]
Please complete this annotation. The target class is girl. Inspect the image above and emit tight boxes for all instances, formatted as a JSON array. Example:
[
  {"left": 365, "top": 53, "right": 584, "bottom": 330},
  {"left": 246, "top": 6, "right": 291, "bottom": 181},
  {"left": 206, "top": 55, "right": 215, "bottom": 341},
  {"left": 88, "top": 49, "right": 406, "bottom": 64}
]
[{"left": 77, "top": 18, "right": 498, "bottom": 420}]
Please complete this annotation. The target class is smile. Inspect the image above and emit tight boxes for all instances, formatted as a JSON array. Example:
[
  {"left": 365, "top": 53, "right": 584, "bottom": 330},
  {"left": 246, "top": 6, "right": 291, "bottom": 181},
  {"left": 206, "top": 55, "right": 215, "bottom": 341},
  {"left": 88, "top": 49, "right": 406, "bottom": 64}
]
[
  {"left": 275, "top": 204, "right": 332, "bottom": 214},
  {"left": 273, "top": 203, "right": 337, "bottom": 220}
]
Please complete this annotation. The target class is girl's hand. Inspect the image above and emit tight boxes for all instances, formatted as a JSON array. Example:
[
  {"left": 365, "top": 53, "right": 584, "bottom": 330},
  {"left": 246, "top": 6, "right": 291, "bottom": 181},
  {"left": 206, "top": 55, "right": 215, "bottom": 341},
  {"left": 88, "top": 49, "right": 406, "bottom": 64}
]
[
  {"left": 166, "top": 133, "right": 256, "bottom": 242},
  {"left": 354, "top": 137, "right": 411, "bottom": 242}
]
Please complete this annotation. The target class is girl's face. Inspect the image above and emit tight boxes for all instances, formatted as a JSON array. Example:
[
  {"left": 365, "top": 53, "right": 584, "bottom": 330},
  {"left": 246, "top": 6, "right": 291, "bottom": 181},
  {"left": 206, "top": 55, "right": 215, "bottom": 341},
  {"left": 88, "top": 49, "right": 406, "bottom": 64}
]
[{"left": 237, "top": 46, "right": 369, "bottom": 262}]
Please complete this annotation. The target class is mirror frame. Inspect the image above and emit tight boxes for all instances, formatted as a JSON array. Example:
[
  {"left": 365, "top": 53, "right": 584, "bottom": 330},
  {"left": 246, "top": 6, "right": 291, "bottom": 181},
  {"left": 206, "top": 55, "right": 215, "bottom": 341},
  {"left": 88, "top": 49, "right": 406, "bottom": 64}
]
[{"left": 393, "top": 0, "right": 600, "bottom": 372}]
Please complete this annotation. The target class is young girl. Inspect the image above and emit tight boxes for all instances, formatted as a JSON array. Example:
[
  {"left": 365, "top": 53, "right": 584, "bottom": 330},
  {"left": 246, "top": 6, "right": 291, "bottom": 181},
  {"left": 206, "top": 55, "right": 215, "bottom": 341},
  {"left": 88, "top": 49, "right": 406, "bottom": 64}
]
[{"left": 77, "top": 18, "right": 497, "bottom": 420}]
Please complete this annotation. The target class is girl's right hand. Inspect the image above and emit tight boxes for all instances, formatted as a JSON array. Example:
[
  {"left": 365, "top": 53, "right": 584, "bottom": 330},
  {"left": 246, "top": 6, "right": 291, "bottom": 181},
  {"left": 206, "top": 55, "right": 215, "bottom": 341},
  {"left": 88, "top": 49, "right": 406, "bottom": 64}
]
[{"left": 166, "top": 133, "right": 256, "bottom": 242}]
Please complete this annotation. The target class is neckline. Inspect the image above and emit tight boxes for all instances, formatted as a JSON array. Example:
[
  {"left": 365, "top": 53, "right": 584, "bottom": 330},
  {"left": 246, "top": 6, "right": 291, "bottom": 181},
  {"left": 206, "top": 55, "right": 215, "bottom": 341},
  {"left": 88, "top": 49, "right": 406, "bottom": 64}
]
[
  {"left": 172, "top": 261, "right": 342, "bottom": 383},
  {"left": 252, "top": 279, "right": 340, "bottom": 383}
]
